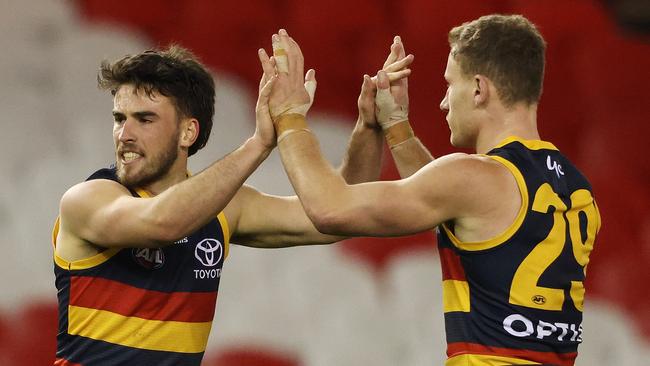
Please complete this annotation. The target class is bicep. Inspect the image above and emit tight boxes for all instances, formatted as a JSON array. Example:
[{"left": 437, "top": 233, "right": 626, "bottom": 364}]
[
  {"left": 329, "top": 155, "right": 477, "bottom": 236},
  {"left": 338, "top": 176, "right": 450, "bottom": 236},
  {"left": 228, "top": 185, "right": 340, "bottom": 247},
  {"left": 60, "top": 180, "right": 170, "bottom": 248}
]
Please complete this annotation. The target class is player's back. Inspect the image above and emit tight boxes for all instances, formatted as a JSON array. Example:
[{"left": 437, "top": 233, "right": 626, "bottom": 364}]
[{"left": 437, "top": 136, "right": 601, "bottom": 366}]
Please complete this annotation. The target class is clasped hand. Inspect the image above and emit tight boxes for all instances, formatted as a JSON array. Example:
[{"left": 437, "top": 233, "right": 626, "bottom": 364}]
[{"left": 253, "top": 29, "right": 414, "bottom": 147}]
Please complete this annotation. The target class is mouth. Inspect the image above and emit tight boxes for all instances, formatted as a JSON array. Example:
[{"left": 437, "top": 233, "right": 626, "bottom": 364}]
[{"left": 119, "top": 151, "right": 144, "bottom": 165}]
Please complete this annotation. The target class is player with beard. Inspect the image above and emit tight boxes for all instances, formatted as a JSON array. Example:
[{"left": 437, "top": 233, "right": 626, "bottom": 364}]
[{"left": 52, "top": 45, "right": 412, "bottom": 365}]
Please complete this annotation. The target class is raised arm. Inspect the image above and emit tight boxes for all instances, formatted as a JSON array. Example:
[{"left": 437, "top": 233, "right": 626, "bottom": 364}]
[
  {"left": 223, "top": 34, "right": 406, "bottom": 248},
  {"left": 339, "top": 37, "right": 414, "bottom": 183},
  {"left": 265, "top": 30, "right": 470, "bottom": 236},
  {"left": 203, "top": 44, "right": 337, "bottom": 248},
  {"left": 374, "top": 37, "right": 433, "bottom": 178},
  {"left": 338, "top": 75, "right": 384, "bottom": 183},
  {"left": 278, "top": 124, "right": 501, "bottom": 237},
  {"left": 58, "top": 74, "right": 278, "bottom": 250}
]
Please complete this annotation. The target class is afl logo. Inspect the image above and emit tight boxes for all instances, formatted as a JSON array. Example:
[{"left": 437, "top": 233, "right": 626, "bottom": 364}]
[
  {"left": 195, "top": 238, "right": 223, "bottom": 267},
  {"left": 532, "top": 295, "right": 546, "bottom": 305},
  {"left": 132, "top": 248, "right": 165, "bottom": 270}
]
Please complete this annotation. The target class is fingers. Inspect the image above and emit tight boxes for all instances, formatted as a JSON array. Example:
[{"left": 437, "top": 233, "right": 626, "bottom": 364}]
[
  {"left": 360, "top": 74, "right": 377, "bottom": 95},
  {"left": 382, "top": 36, "right": 401, "bottom": 69},
  {"left": 258, "top": 48, "right": 276, "bottom": 89},
  {"left": 272, "top": 34, "right": 289, "bottom": 74},
  {"left": 370, "top": 68, "right": 411, "bottom": 84},
  {"left": 304, "top": 69, "right": 317, "bottom": 101},
  {"left": 258, "top": 48, "right": 275, "bottom": 76},
  {"left": 387, "top": 68, "right": 412, "bottom": 82},
  {"left": 305, "top": 68, "right": 316, "bottom": 82},
  {"left": 396, "top": 35, "right": 406, "bottom": 60},
  {"left": 384, "top": 54, "right": 414, "bottom": 73},
  {"left": 277, "top": 29, "right": 305, "bottom": 80},
  {"left": 376, "top": 70, "right": 390, "bottom": 90},
  {"left": 257, "top": 75, "right": 276, "bottom": 107}
]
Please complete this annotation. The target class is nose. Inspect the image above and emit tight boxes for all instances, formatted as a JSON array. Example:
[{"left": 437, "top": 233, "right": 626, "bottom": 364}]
[
  {"left": 440, "top": 89, "right": 449, "bottom": 111},
  {"left": 116, "top": 118, "right": 136, "bottom": 143}
]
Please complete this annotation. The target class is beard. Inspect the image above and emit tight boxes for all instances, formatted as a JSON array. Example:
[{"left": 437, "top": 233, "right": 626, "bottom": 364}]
[{"left": 116, "top": 131, "right": 180, "bottom": 189}]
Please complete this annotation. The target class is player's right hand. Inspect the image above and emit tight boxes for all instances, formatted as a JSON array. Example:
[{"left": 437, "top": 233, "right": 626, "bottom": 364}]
[
  {"left": 267, "top": 29, "right": 314, "bottom": 120},
  {"left": 359, "top": 36, "right": 413, "bottom": 130}
]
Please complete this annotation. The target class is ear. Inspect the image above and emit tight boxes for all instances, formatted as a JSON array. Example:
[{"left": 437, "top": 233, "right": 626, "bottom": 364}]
[
  {"left": 473, "top": 74, "right": 490, "bottom": 106},
  {"left": 179, "top": 118, "right": 199, "bottom": 149}
]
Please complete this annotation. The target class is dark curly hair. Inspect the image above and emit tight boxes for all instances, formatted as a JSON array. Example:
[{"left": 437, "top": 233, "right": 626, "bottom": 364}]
[
  {"left": 449, "top": 14, "right": 547, "bottom": 106},
  {"left": 98, "top": 45, "right": 215, "bottom": 156}
]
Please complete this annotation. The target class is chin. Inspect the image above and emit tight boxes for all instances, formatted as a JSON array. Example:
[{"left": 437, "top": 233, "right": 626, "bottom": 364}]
[
  {"left": 117, "top": 166, "right": 143, "bottom": 187},
  {"left": 449, "top": 133, "right": 462, "bottom": 148},
  {"left": 450, "top": 135, "right": 472, "bottom": 149}
]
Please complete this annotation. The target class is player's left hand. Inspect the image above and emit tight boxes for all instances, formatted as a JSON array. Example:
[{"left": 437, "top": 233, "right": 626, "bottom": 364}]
[
  {"left": 374, "top": 36, "right": 411, "bottom": 130},
  {"left": 359, "top": 36, "right": 413, "bottom": 130},
  {"left": 254, "top": 48, "right": 278, "bottom": 150}
]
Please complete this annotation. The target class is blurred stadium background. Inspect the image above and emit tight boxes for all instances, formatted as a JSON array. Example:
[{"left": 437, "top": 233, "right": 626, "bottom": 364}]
[{"left": 0, "top": 0, "right": 648, "bottom": 365}]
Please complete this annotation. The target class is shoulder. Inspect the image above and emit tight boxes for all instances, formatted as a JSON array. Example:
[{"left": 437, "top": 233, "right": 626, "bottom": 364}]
[
  {"left": 410, "top": 153, "right": 518, "bottom": 212},
  {"left": 60, "top": 179, "right": 132, "bottom": 219},
  {"left": 415, "top": 153, "right": 509, "bottom": 182},
  {"left": 57, "top": 178, "right": 134, "bottom": 252}
]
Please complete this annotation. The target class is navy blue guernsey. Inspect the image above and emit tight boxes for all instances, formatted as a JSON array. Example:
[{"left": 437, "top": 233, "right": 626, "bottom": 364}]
[
  {"left": 437, "top": 136, "right": 600, "bottom": 366},
  {"left": 53, "top": 167, "right": 230, "bottom": 366}
]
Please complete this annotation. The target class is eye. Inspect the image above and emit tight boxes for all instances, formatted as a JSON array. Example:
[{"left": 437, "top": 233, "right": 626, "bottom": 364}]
[{"left": 113, "top": 115, "right": 125, "bottom": 124}]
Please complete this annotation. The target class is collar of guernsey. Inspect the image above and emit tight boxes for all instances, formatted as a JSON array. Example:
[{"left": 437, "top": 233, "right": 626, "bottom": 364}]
[{"left": 493, "top": 135, "right": 558, "bottom": 151}]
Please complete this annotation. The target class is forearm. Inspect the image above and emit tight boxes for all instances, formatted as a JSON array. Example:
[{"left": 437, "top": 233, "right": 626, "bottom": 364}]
[
  {"left": 228, "top": 190, "right": 345, "bottom": 249},
  {"left": 382, "top": 121, "right": 433, "bottom": 178},
  {"left": 278, "top": 129, "right": 347, "bottom": 225},
  {"left": 338, "top": 117, "right": 384, "bottom": 184},
  {"left": 235, "top": 229, "right": 343, "bottom": 248},
  {"left": 153, "top": 137, "right": 270, "bottom": 240},
  {"left": 389, "top": 136, "right": 434, "bottom": 178}
]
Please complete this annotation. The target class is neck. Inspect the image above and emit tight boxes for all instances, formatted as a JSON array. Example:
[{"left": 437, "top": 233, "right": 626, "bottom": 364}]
[
  {"left": 475, "top": 103, "right": 540, "bottom": 154},
  {"left": 141, "top": 158, "right": 189, "bottom": 196}
]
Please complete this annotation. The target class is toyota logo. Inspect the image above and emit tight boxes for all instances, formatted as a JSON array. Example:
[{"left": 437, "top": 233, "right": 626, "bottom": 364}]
[{"left": 194, "top": 238, "right": 223, "bottom": 267}]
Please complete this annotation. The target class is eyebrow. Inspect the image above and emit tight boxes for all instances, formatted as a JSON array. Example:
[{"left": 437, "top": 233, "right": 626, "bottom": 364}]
[{"left": 112, "top": 111, "right": 160, "bottom": 119}]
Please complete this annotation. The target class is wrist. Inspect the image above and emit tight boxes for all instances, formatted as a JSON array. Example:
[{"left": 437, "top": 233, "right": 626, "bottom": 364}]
[
  {"left": 356, "top": 116, "right": 382, "bottom": 132},
  {"left": 384, "top": 120, "right": 415, "bottom": 147},
  {"left": 246, "top": 135, "right": 273, "bottom": 160},
  {"left": 275, "top": 113, "right": 311, "bottom": 142}
]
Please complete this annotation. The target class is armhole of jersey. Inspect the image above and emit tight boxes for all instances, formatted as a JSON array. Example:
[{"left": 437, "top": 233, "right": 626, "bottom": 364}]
[
  {"left": 441, "top": 155, "right": 529, "bottom": 252},
  {"left": 52, "top": 216, "right": 60, "bottom": 251},
  {"left": 217, "top": 212, "right": 230, "bottom": 259},
  {"left": 52, "top": 216, "right": 121, "bottom": 270},
  {"left": 134, "top": 188, "right": 150, "bottom": 198},
  {"left": 594, "top": 199, "right": 602, "bottom": 234}
]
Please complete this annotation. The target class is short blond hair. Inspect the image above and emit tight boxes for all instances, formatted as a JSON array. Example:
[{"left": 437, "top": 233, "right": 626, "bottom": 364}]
[{"left": 449, "top": 14, "right": 546, "bottom": 106}]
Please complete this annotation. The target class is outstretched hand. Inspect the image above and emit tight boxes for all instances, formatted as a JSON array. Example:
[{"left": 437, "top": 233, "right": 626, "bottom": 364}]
[
  {"left": 266, "top": 29, "right": 316, "bottom": 120},
  {"left": 375, "top": 69, "right": 409, "bottom": 129},
  {"left": 358, "top": 36, "right": 413, "bottom": 129},
  {"left": 253, "top": 48, "right": 278, "bottom": 150}
]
